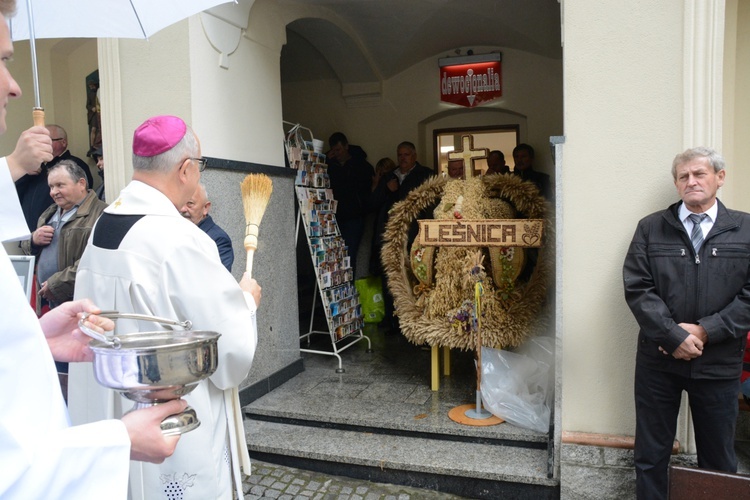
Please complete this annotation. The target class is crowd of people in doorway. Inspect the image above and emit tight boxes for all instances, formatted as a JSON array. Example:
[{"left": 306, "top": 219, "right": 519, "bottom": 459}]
[{"left": 323, "top": 132, "right": 553, "bottom": 335}]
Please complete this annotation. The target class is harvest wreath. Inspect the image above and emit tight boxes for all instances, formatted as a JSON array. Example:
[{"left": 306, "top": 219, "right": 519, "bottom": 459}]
[{"left": 381, "top": 173, "right": 552, "bottom": 350}]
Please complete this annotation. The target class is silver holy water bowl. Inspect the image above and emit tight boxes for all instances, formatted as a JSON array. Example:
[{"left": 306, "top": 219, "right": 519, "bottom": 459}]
[{"left": 79, "top": 312, "right": 220, "bottom": 436}]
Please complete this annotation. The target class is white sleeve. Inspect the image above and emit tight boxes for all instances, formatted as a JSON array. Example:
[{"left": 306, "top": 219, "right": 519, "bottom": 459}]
[
  {"left": 0, "top": 417, "right": 131, "bottom": 499},
  {"left": 0, "top": 220, "right": 130, "bottom": 499}
]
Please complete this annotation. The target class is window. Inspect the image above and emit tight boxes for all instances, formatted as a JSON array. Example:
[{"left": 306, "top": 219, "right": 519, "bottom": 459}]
[{"left": 433, "top": 125, "right": 519, "bottom": 177}]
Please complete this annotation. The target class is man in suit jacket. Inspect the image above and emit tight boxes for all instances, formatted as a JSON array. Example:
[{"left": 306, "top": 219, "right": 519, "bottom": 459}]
[
  {"left": 623, "top": 147, "right": 750, "bottom": 499},
  {"left": 180, "top": 182, "right": 234, "bottom": 272}
]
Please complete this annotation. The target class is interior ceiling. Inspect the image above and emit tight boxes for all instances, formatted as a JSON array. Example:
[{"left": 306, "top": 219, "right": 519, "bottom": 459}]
[{"left": 280, "top": 0, "right": 562, "bottom": 84}]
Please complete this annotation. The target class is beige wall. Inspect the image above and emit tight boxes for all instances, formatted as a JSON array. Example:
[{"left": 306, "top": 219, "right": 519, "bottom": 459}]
[
  {"left": 562, "top": 0, "right": 742, "bottom": 448},
  {"left": 281, "top": 46, "right": 562, "bottom": 173},
  {"left": 1, "top": 37, "right": 98, "bottom": 256},
  {"left": 190, "top": 15, "right": 285, "bottom": 167},
  {"left": 0, "top": 38, "right": 97, "bottom": 173},
  {"left": 723, "top": 0, "right": 750, "bottom": 212},
  {"left": 561, "top": 0, "right": 685, "bottom": 436},
  {"left": 97, "top": 21, "right": 193, "bottom": 199}
]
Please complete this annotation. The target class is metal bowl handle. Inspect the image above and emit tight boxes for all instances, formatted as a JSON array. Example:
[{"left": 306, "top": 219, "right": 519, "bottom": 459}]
[
  {"left": 95, "top": 311, "right": 193, "bottom": 330},
  {"left": 78, "top": 312, "right": 118, "bottom": 347},
  {"left": 77, "top": 311, "right": 193, "bottom": 349}
]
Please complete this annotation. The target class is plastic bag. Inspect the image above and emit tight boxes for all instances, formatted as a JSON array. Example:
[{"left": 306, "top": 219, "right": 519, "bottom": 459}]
[
  {"left": 480, "top": 336, "right": 554, "bottom": 433},
  {"left": 354, "top": 275, "right": 385, "bottom": 324}
]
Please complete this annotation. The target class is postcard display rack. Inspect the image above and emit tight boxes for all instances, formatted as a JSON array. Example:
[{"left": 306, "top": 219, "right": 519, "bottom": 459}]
[{"left": 284, "top": 123, "right": 371, "bottom": 373}]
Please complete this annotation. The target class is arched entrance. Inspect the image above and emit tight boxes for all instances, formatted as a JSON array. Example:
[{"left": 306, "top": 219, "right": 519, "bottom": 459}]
[{"left": 263, "top": 2, "right": 563, "bottom": 495}]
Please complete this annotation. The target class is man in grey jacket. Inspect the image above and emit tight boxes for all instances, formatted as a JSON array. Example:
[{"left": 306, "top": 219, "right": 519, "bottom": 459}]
[
  {"left": 623, "top": 147, "right": 750, "bottom": 500},
  {"left": 23, "top": 160, "right": 107, "bottom": 312}
]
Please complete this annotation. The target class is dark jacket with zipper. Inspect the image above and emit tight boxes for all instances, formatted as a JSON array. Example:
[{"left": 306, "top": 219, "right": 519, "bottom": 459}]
[{"left": 623, "top": 199, "right": 750, "bottom": 379}]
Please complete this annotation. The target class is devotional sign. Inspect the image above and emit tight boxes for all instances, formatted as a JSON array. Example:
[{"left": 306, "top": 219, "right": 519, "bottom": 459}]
[
  {"left": 417, "top": 219, "right": 543, "bottom": 248},
  {"left": 439, "top": 53, "right": 502, "bottom": 108}
]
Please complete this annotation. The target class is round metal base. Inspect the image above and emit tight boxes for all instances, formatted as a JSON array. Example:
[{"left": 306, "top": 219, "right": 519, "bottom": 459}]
[
  {"left": 160, "top": 405, "right": 201, "bottom": 436},
  {"left": 447, "top": 404, "right": 504, "bottom": 426},
  {"left": 131, "top": 402, "right": 201, "bottom": 436},
  {"left": 465, "top": 407, "right": 493, "bottom": 419}
]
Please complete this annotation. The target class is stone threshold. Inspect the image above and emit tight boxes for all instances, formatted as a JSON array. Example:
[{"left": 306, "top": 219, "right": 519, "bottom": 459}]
[{"left": 562, "top": 431, "right": 679, "bottom": 454}]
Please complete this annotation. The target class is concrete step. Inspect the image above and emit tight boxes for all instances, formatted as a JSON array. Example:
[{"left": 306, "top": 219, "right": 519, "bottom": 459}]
[
  {"left": 244, "top": 374, "right": 548, "bottom": 448},
  {"left": 245, "top": 419, "right": 559, "bottom": 499},
  {"left": 243, "top": 335, "right": 558, "bottom": 498}
]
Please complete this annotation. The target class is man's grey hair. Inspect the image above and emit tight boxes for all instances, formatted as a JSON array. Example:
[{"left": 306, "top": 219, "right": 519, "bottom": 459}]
[
  {"left": 0, "top": 0, "right": 16, "bottom": 17},
  {"left": 132, "top": 126, "right": 198, "bottom": 174},
  {"left": 197, "top": 182, "right": 208, "bottom": 200},
  {"left": 49, "top": 159, "right": 87, "bottom": 184},
  {"left": 397, "top": 141, "right": 417, "bottom": 153},
  {"left": 672, "top": 146, "right": 725, "bottom": 179}
]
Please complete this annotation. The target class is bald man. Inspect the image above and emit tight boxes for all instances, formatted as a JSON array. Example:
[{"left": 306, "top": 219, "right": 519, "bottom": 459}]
[
  {"left": 180, "top": 183, "right": 234, "bottom": 272},
  {"left": 447, "top": 159, "right": 464, "bottom": 179}
]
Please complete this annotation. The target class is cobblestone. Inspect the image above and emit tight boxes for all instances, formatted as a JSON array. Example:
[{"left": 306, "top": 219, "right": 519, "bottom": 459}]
[{"left": 242, "top": 461, "right": 468, "bottom": 499}]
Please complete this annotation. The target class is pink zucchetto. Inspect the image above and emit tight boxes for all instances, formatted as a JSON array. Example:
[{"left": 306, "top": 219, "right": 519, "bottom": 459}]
[{"left": 132, "top": 115, "right": 187, "bottom": 157}]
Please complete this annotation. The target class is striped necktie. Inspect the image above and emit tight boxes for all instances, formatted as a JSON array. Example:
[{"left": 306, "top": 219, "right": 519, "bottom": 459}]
[{"left": 688, "top": 213, "right": 708, "bottom": 253}]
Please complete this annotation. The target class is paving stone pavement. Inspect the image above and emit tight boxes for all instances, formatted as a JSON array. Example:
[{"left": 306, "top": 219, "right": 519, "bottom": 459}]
[{"left": 242, "top": 461, "right": 469, "bottom": 500}]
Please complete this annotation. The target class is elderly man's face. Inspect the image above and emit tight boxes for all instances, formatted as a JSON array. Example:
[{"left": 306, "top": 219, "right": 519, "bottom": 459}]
[
  {"left": 674, "top": 157, "right": 725, "bottom": 213},
  {"left": 52, "top": 140, "right": 66, "bottom": 157},
  {"left": 448, "top": 160, "right": 464, "bottom": 179},
  {"left": 180, "top": 186, "right": 209, "bottom": 224},
  {"left": 397, "top": 146, "right": 417, "bottom": 172},
  {"left": 48, "top": 168, "right": 87, "bottom": 212},
  {"left": 47, "top": 127, "right": 67, "bottom": 157},
  {"left": 0, "top": 16, "right": 21, "bottom": 134}
]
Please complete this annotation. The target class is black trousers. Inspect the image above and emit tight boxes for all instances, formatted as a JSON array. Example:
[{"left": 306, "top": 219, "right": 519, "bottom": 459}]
[
  {"left": 337, "top": 217, "right": 364, "bottom": 278},
  {"left": 634, "top": 362, "right": 739, "bottom": 500}
]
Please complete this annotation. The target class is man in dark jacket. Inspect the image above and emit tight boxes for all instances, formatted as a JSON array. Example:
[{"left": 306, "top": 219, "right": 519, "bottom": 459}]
[
  {"left": 370, "top": 141, "right": 434, "bottom": 333},
  {"left": 15, "top": 124, "right": 94, "bottom": 231},
  {"left": 623, "top": 146, "right": 750, "bottom": 500},
  {"left": 180, "top": 183, "right": 234, "bottom": 272},
  {"left": 326, "top": 132, "right": 373, "bottom": 275},
  {"left": 512, "top": 143, "right": 550, "bottom": 198}
]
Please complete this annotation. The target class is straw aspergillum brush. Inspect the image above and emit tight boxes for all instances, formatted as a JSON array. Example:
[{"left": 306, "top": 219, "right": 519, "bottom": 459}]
[{"left": 240, "top": 173, "right": 273, "bottom": 277}]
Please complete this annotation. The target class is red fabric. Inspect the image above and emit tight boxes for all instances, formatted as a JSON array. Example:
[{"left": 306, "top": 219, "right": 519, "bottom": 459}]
[
  {"left": 742, "top": 331, "right": 750, "bottom": 383},
  {"left": 31, "top": 273, "right": 51, "bottom": 316},
  {"left": 30, "top": 273, "right": 38, "bottom": 310}
]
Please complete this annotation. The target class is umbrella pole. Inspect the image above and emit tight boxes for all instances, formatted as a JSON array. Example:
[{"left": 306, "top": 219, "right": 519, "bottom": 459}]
[{"left": 25, "top": 0, "right": 44, "bottom": 125}]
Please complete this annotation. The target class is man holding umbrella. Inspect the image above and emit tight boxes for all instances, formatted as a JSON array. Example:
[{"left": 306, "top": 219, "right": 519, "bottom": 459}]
[{"left": 0, "top": 1, "right": 183, "bottom": 498}]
